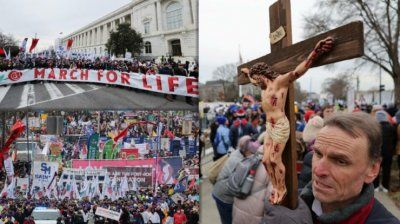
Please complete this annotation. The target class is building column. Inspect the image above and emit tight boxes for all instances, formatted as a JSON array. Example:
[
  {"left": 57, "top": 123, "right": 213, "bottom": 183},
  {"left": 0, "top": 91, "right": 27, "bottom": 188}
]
[
  {"left": 182, "top": 0, "right": 192, "bottom": 26},
  {"left": 156, "top": 0, "right": 162, "bottom": 31}
]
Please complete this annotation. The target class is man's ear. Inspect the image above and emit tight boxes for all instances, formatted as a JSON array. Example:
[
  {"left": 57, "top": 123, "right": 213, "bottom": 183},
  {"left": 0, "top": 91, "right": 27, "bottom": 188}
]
[{"left": 364, "top": 159, "right": 381, "bottom": 184}]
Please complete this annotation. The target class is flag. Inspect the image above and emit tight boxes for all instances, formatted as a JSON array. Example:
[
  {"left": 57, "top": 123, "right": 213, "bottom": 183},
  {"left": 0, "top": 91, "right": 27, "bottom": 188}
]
[
  {"left": 132, "top": 178, "right": 138, "bottom": 192},
  {"left": 5, "top": 48, "right": 10, "bottom": 60},
  {"left": 121, "top": 175, "right": 129, "bottom": 197},
  {"left": 239, "top": 47, "right": 243, "bottom": 64},
  {"left": 188, "top": 178, "right": 197, "bottom": 190},
  {"left": 29, "top": 38, "right": 39, "bottom": 53},
  {"left": 42, "top": 141, "right": 50, "bottom": 155},
  {"left": 111, "top": 177, "right": 117, "bottom": 201},
  {"left": 20, "top": 38, "right": 28, "bottom": 52},
  {"left": 113, "top": 127, "right": 129, "bottom": 142},
  {"left": 1, "top": 178, "right": 8, "bottom": 197},
  {"left": 1, "top": 120, "right": 26, "bottom": 166},
  {"left": 7, "top": 177, "right": 16, "bottom": 199},
  {"left": 46, "top": 172, "right": 57, "bottom": 199},
  {"left": 101, "top": 173, "right": 110, "bottom": 200},
  {"left": 94, "top": 175, "right": 101, "bottom": 198},
  {"left": 66, "top": 39, "right": 73, "bottom": 50}
]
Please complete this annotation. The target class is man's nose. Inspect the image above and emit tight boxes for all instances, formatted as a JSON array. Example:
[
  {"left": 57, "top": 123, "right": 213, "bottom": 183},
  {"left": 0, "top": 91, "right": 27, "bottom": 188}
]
[{"left": 313, "top": 157, "right": 330, "bottom": 178}]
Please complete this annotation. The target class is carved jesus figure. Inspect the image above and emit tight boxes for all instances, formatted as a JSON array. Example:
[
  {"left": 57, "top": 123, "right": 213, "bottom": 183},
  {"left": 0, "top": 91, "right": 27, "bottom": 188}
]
[{"left": 241, "top": 36, "right": 334, "bottom": 204}]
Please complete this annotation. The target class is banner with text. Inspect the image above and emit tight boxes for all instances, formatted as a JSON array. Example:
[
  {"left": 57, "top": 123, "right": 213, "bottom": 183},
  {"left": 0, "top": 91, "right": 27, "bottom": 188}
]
[
  {"left": 0, "top": 69, "right": 199, "bottom": 97},
  {"left": 33, "top": 161, "right": 59, "bottom": 189},
  {"left": 105, "top": 166, "right": 153, "bottom": 188}
]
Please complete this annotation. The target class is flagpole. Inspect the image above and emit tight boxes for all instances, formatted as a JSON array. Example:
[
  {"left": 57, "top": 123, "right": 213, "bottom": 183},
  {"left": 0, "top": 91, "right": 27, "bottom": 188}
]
[{"left": 26, "top": 108, "right": 31, "bottom": 196}]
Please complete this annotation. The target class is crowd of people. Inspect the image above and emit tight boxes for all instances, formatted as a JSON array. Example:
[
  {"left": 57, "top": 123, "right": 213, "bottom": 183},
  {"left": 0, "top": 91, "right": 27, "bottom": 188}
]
[
  {"left": 1, "top": 110, "right": 200, "bottom": 176},
  {"left": 0, "top": 56, "right": 198, "bottom": 77},
  {"left": 0, "top": 184, "right": 199, "bottom": 224},
  {"left": 0, "top": 109, "right": 200, "bottom": 223},
  {"left": 205, "top": 96, "right": 400, "bottom": 223},
  {"left": 0, "top": 56, "right": 198, "bottom": 104}
]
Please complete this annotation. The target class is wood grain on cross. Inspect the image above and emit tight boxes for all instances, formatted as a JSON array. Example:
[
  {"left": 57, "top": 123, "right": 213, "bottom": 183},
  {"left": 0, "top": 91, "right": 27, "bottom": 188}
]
[{"left": 237, "top": 0, "right": 363, "bottom": 209}]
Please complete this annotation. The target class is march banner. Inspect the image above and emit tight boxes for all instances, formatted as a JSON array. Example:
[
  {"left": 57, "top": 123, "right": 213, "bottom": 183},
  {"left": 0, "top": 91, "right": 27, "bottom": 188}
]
[
  {"left": 0, "top": 69, "right": 199, "bottom": 97},
  {"left": 104, "top": 166, "right": 153, "bottom": 188},
  {"left": 72, "top": 159, "right": 155, "bottom": 169}
]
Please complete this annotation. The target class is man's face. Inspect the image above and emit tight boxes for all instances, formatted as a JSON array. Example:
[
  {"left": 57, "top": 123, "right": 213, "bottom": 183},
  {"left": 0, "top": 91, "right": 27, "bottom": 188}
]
[
  {"left": 249, "top": 74, "right": 264, "bottom": 86},
  {"left": 323, "top": 108, "right": 334, "bottom": 119},
  {"left": 312, "top": 126, "right": 379, "bottom": 209}
]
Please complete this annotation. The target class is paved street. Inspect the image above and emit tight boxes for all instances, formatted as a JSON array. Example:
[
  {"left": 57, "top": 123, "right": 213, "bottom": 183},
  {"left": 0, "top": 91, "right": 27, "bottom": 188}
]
[
  {"left": 200, "top": 147, "right": 400, "bottom": 223},
  {"left": 200, "top": 147, "right": 220, "bottom": 224},
  {"left": 0, "top": 83, "right": 197, "bottom": 110}
]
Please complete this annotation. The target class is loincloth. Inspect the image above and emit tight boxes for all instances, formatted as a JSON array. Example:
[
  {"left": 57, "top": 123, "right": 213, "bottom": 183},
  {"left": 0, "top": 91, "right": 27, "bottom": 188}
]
[{"left": 266, "top": 117, "right": 290, "bottom": 144}]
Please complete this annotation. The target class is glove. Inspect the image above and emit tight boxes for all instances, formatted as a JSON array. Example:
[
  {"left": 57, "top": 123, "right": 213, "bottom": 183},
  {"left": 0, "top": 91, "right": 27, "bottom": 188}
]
[{"left": 260, "top": 198, "right": 313, "bottom": 224}]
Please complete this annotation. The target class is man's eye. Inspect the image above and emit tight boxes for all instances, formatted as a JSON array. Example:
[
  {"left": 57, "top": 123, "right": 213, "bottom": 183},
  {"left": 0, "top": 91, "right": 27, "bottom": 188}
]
[
  {"left": 336, "top": 159, "right": 348, "bottom": 166},
  {"left": 314, "top": 151, "right": 322, "bottom": 158}
]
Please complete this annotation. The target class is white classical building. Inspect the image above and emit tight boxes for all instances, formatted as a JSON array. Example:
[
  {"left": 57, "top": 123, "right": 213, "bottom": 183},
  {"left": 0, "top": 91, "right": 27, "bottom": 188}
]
[{"left": 60, "top": 0, "right": 198, "bottom": 61}]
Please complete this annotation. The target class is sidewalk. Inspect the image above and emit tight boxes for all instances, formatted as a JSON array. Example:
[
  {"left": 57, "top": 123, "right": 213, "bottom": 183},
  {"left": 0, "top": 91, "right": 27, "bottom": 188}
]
[
  {"left": 200, "top": 148, "right": 400, "bottom": 222},
  {"left": 200, "top": 147, "right": 221, "bottom": 224},
  {"left": 375, "top": 191, "right": 400, "bottom": 219}
]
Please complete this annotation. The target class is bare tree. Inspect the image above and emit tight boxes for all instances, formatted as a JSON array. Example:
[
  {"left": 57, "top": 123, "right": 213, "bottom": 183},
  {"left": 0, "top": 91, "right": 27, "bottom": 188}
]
[
  {"left": 303, "top": 0, "right": 400, "bottom": 106},
  {"left": 294, "top": 81, "right": 308, "bottom": 103},
  {"left": 322, "top": 73, "right": 352, "bottom": 102},
  {"left": 0, "top": 33, "right": 17, "bottom": 48},
  {"left": 212, "top": 63, "right": 239, "bottom": 101},
  {"left": 212, "top": 63, "right": 237, "bottom": 82}
]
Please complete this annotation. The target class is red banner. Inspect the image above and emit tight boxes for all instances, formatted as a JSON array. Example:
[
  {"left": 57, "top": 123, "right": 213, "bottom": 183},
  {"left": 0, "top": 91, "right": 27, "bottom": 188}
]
[
  {"left": 66, "top": 39, "right": 73, "bottom": 50},
  {"left": 71, "top": 159, "right": 155, "bottom": 169},
  {"left": 29, "top": 38, "right": 39, "bottom": 53}
]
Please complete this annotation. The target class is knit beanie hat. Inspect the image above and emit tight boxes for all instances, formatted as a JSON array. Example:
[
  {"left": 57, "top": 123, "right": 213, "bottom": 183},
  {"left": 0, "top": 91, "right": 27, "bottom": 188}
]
[
  {"left": 303, "top": 116, "right": 324, "bottom": 143},
  {"left": 375, "top": 110, "right": 388, "bottom": 122}
]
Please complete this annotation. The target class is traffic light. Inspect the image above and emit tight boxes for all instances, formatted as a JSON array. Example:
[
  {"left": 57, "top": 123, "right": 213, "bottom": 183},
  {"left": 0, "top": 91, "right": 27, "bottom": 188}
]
[{"left": 379, "top": 85, "right": 385, "bottom": 92}]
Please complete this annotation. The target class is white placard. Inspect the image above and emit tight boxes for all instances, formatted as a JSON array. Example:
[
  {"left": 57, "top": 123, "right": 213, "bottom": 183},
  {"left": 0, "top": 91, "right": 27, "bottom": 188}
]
[
  {"left": 4, "top": 157, "right": 14, "bottom": 177},
  {"left": 33, "top": 161, "right": 59, "bottom": 189},
  {"left": 95, "top": 207, "right": 122, "bottom": 221}
]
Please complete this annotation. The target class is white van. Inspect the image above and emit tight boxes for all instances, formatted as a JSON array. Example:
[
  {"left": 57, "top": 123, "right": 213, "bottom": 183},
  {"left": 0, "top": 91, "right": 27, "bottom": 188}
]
[{"left": 31, "top": 207, "right": 61, "bottom": 224}]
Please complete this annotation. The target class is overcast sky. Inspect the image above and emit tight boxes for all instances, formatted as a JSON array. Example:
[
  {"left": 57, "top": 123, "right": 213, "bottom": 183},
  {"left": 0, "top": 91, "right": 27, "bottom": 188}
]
[
  {"left": 0, "top": 0, "right": 131, "bottom": 50},
  {"left": 199, "top": 0, "right": 394, "bottom": 94},
  {"left": 0, "top": 0, "right": 394, "bottom": 94}
]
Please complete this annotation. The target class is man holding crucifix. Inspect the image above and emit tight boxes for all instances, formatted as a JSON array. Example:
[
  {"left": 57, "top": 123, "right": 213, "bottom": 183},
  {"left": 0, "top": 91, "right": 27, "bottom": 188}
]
[{"left": 241, "top": 36, "right": 334, "bottom": 204}]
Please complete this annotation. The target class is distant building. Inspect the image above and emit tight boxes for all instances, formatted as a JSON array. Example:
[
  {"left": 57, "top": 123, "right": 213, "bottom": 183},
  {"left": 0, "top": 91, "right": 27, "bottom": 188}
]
[
  {"left": 356, "top": 90, "right": 394, "bottom": 105},
  {"left": 61, "top": 0, "right": 198, "bottom": 61}
]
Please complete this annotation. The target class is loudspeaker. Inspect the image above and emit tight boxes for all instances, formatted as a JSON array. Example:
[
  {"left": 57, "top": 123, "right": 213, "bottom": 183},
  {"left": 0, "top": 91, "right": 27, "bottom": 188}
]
[{"left": 47, "top": 116, "right": 64, "bottom": 135}]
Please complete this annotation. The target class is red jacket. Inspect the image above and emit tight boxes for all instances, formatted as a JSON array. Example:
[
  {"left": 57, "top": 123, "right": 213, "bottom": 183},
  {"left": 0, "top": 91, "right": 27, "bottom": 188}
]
[{"left": 173, "top": 211, "right": 187, "bottom": 224}]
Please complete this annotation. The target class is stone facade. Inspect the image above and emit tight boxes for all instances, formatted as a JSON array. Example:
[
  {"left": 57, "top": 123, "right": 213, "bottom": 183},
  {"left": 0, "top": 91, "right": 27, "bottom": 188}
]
[{"left": 60, "top": 0, "right": 198, "bottom": 60}]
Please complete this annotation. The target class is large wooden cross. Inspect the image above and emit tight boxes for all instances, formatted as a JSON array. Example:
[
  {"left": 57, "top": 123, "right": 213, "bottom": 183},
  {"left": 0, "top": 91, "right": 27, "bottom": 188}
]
[{"left": 238, "top": 0, "right": 363, "bottom": 208}]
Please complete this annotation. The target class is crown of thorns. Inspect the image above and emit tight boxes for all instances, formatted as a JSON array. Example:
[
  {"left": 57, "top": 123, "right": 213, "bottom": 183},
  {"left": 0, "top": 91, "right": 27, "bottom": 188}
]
[{"left": 249, "top": 62, "right": 278, "bottom": 80}]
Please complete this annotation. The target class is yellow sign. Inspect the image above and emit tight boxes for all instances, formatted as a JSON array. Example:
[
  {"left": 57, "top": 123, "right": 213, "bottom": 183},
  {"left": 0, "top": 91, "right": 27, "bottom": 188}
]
[{"left": 269, "top": 26, "right": 286, "bottom": 44}]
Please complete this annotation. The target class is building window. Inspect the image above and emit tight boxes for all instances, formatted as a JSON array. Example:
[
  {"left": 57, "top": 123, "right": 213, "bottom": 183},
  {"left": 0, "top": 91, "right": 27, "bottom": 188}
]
[
  {"left": 145, "top": 42, "right": 152, "bottom": 54},
  {"left": 170, "top": 39, "right": 182, "bottom": 56},
  {"left": 166, "top": 2, "right": 183, "bottom": 30},
  {"left": 144, "top": 21, "right": 150, "bottom": 34}
]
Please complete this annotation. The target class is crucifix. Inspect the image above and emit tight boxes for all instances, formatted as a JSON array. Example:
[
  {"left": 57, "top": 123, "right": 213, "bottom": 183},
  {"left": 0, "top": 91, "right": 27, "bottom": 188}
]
[{"left": 238, "top": 0, "right": 363, "bottom": 208}]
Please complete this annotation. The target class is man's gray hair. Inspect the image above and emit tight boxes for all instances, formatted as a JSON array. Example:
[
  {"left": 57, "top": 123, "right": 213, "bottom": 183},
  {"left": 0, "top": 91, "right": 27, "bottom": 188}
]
[{"left": 324, "top": 112, "right": 382, "bottom": 162}]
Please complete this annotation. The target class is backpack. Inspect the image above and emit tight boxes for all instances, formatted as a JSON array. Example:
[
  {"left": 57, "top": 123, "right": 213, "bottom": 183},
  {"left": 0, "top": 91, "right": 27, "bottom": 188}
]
[
  {"left": 208, "top": 153, "right": 230, "bottom": 184},
  {"left": 227, "top": 151, "right": 262, "bottom": 199}
]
